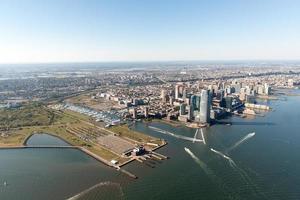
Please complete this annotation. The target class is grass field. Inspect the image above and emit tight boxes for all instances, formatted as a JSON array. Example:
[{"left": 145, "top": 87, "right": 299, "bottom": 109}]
[
  {"left": 0, "top": 103, "right": 59, "bottom": 129},
  {"left": 0, "top": 103, "right": 161, "bottom": 165}
]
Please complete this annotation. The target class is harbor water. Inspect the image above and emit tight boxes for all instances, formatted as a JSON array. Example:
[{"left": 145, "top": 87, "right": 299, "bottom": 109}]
[{"left": 1, "top": 90, "right": 300, "bottom": 199}]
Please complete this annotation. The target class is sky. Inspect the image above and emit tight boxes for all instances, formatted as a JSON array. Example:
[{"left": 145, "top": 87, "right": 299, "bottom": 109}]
[{"left": 0, "top": 0, "right": 300, "bottom": 63}]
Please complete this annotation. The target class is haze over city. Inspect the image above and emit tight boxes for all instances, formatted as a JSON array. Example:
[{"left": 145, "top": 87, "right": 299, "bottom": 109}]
[{"left": 1, "top": 0, "right": 300, "bottom": 64}]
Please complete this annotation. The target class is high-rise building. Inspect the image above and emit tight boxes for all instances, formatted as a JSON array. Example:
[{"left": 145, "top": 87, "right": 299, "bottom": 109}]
[
  {"left": 226, "top": 87, "right": 233, "bottom": 94},
  {"left": 175, "top": 83, "right": 185, "bottom": 99},
  {"left": 199, "top": 90, "right": 211, "bottom": 123},
  {"left": 232, "top": 83, "right": 241, "bottom": 93},
  {"left": 161, "top": 89, "right": 169, "bottom": 103},
  {"left": 187, "top": 105, "right": 193, "bottom": 120},
  {"left": 179, "top": 103, "right": 186, "bottom": 116},
  {"left": 224, "top": 96, "right": 233, "bottom": 112},
  {"left": 257, "top": 85, "right": 264, "bottom": 95},
  {"left": 264, "top": 83, "right": 271, "bottom": 95},
  {"left": 161, "top": 89, "right": 166, "bottom": 99},
  {"left": 288, "top": 79, "right": 294, "bottom": 87},
  {"left": 132, "top": 108, "right": 137, "bottom": 119},
  {"left": 182, "top": 88, "right": 187, "bottom": 100},
  {"left": 175, "top": 84, "right": 180, "bottom": 99},
  {"left": 144, "top": 107, "right": 149, "bottom": 118},
  {"left": 191, "top": 95, "right": 201, "bottom": 111}
]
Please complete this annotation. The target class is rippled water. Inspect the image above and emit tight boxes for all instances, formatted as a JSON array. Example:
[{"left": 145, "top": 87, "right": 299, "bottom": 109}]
[
  {"left": 1, "top": 90, "right": 300, "bottom": 200},
  {"left": 0, "top": 134, "right": 129, "bottom": 200},
  {"left": 122, "top": 90, "right": 300, "bottom": 200}
]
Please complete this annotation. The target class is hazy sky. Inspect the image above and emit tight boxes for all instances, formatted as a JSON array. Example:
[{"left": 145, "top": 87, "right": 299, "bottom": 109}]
[{"left": 0, "top": 0, "right": 300, "bottom": 63}]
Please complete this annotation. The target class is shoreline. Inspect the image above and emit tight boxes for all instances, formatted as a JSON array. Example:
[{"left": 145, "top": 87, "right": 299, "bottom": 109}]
[
  {"left": 0, "top": 133, "right": 139, "bottom": 179},
  {"left": 0, "top": 131, "right": 168, "bottom": 179}
]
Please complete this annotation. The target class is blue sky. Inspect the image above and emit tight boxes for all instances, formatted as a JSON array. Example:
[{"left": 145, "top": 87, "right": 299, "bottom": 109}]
[{"left": 0, "top": 0, "right": 300, "bottom": 63}]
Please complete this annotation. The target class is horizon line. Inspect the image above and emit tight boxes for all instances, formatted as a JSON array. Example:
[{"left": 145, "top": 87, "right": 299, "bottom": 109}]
[{"left": 1, "top": 59, "right": 300, "bottom": 65}]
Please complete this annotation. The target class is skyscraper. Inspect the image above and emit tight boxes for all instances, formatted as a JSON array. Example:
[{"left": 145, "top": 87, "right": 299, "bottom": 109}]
[
  {"left": 175, "top": 83, "right": 185, "bottom": 100},
  {"left": 187, "top": 105, "right": 193, "bottom": 120},
  {"left": 182, "top": 88, "right": 187, "bottom": 100},
  {"left": 199, "top": 90, "right": 211, "bottom": 123},
  {"left": 175, "top": 84, "right": 180, "bottom": 99},
  {"left": 264, "top": 83, "right": 271, "bottom": 95},
  {"left": 191, "top": 94, "right": 201, "bottom": 111}
]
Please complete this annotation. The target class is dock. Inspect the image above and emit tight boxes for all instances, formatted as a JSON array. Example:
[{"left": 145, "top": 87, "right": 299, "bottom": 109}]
[{"left": 151, "top": 151, "right": 168, "bottom": 159}]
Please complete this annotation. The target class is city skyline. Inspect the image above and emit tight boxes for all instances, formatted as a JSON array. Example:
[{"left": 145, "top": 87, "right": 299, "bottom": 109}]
[{"left": 1, "top": 0, "right": 300, "bottom": 63}]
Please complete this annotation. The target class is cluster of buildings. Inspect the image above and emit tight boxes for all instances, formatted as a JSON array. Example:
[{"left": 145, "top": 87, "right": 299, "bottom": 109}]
[
  {"left": 149, "top": 79, "right": 274, "bottom": 127},
  {"left": 92, "top": 77, "right": 276, "bottom": 128}
]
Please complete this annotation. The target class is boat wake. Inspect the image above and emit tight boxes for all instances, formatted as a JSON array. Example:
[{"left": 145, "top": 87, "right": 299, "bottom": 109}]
[
  {"left": 210, "top": 148, "right": 236, "bottom": 168},
  {"left": 184, "top": 147, "right": 213, "bottom": 175},
  {"left": 201, "top": 129, "right": 206, "bottom": 145},
  {"left": 149, "top": 126, "right": 203, "bottom": 143},
  {"left": 227, "top": 132, "right": 255, "bottom": 153},
  {"left": 67, "top": 181, "right": 124, "bottom": 200},
  {"left": 210, "top": 147, "right": 266, "bottom": 199},
  {"left": 184, "top": 147, "right": 241, "bottom": 199}
]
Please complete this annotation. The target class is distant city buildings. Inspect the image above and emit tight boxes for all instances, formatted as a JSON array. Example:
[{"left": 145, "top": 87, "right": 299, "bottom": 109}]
[{"left": 1, "top": 63, "right": 299, "bottom": 128}]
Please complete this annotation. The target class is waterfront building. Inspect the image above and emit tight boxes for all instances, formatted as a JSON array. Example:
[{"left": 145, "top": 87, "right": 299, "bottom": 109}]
[
  {"left": 246, "top": 95, "right": 256, "bottom": 104},
  {"left": 191, "top": 94, "right": 201, "bottom": 111},
  {"left": 264, "top": 83, "right": 271, "bottom": 95},
  {"left": 223, "top": 96, "right": 233, "bottom": 112},
  {"left": 178, "top": 115, "right": 188, "bottom": 122},
  {"left": 199, "top": 90, "right": 211, "bottom": 123},
  {"left": 144, "top": 107, "right": 149, "bottom": 118},
  {"left": 179, "top": 103, "right": 186, "bottom": 116},
  {"left": 288, "top": 79, "right": 294, "bottom": 87},
  {"left": 257, "top": 85, "right": 265, "bottom": 95},
  {"left": 187, "top": 105, "right": 193, "bottom": 120},
  {"left": 132, "top": 108, "right": 137, "bottom": 119}
]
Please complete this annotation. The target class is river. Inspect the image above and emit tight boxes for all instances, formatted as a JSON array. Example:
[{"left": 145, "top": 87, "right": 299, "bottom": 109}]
[{"left": 1, "top": 90, "right": 300, "bottom": 199}]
